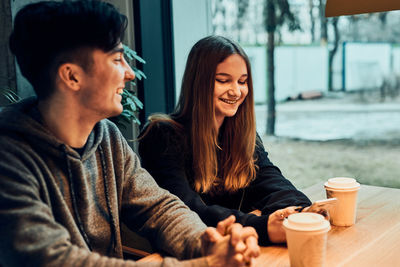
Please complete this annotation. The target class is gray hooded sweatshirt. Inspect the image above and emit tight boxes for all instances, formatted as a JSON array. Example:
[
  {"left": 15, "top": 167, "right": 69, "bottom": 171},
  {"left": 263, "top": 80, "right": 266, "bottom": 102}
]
[{"left": 0, "top": 98, "right": 209, "bottom": 267}]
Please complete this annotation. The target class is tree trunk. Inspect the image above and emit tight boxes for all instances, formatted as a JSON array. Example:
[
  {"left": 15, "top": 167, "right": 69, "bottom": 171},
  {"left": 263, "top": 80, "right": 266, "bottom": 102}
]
[
  {"left": 212, "top": 0, "right": 226, "bottom": 34},
  {"left": 308, "top": 0, "right": 315, "bottom": 43},
  {"left": 237, "top": 0, "right": 249, "bottom": 43},
  {"left": 328, "top": 17, "right": 339, "bottom": 91},
  {"left": 319, "top": 0, "right": 327, "bottom": 44},
  {"left": 266, "top": 0, "right": 276, "bottom": 135}
]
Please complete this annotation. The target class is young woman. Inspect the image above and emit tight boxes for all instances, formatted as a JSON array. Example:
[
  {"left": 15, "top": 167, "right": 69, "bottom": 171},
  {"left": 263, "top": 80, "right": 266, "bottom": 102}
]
[{"left": 139, "top": 36, "right": 311, "bottom": 246}]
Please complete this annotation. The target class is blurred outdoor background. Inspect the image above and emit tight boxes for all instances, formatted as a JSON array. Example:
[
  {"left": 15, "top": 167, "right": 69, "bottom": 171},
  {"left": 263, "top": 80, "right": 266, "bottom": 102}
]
[
  {"left": 211, "top": 0, "right": 400, "bottom": 189},
  {"left": 1, "top": 0, "right": 399, "bottom": 189}
]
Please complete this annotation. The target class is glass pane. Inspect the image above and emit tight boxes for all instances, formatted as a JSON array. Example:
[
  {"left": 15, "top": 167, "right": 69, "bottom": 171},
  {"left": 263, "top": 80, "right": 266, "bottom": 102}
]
[{"left": 210, "top": 0, "right": 400, "bottom": 188}]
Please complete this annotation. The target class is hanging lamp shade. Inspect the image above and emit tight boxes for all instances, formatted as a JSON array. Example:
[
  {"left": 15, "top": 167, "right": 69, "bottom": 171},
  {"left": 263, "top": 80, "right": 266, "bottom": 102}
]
[{"left": 325, "top": 0, "right": 400, "bottom": 17}]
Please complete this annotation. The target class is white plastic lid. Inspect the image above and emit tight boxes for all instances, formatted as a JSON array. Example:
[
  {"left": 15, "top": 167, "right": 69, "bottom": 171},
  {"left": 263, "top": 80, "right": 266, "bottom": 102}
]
[
  {"left": 283, "top": 212, "right": 330, "bottom": 232},
  {"left": 324, "top": 177, "right": 360, "bottom": 190}
]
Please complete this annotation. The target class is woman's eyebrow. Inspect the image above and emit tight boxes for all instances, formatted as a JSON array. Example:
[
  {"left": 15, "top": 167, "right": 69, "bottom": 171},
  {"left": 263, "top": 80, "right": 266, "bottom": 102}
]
[
  {"left": 215, "top": 73, "right": 248, "bottom": 78},
  {"left": 215, "top": 73, "right": 231, "bottom": 76}
]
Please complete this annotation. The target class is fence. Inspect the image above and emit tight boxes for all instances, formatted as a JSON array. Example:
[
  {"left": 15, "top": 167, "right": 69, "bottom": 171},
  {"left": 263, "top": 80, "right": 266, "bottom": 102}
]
[{"left": 245, "top": 42, "right": 400, "bottom": 103}]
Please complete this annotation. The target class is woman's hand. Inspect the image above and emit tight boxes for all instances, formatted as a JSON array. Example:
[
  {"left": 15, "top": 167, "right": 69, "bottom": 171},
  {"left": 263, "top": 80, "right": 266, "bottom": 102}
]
[
  {"left": 267, "top": 206, "right": 300, "bottom": 243},
  {"left": 301, "top": 206, "right": 330, "bottom": 220}
]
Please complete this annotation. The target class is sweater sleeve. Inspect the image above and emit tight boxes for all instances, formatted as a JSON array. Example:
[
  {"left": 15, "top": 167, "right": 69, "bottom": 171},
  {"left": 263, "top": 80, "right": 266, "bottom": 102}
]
[
  {"left": 0, "top": 139, "right": 207, "bottom": 267},
  {"left": 120, "top": 145, "right": 208, "bottom": 260},
  {"left": 244, "top": 135, "right": 312, "bottom": 216},
  {"left": 139, "top": 122, "right": 270, "bottom": 244}
]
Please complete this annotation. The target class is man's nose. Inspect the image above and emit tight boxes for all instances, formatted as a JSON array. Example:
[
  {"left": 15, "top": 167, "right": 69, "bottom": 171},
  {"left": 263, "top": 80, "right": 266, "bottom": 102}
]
[{"left": 125, "top": 64, "right": 135, "bottom": 81}]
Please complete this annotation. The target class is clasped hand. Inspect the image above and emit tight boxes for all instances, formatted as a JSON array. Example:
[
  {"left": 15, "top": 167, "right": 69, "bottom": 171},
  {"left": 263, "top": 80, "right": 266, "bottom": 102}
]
[{"left": 202, "top": 215, "right": 260, "bottom": 267}]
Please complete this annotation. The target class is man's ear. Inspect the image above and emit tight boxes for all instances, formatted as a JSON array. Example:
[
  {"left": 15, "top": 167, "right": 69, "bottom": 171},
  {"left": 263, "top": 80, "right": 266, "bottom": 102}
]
[{"left": 57, "top": 63, "right": 84, "bottom": 92}]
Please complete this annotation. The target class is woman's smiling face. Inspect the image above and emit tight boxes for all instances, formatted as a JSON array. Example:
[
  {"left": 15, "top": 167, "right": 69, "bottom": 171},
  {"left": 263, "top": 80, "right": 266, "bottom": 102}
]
[{"left": 213, "top": 54, "right": 248, "bottom": 128}]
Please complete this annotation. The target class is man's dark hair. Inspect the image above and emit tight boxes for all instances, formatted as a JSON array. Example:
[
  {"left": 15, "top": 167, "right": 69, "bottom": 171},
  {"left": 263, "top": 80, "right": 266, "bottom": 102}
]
[{"left": 9, "top": 0, "right": 128, "bottom": 100}]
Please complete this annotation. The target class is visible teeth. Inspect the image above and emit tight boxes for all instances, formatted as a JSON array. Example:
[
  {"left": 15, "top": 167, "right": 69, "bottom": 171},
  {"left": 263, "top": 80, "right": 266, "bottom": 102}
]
[
  {"left": 220, "top": 98, "right": 237, "bottom": 104},
  {"left": 117, "top": 88, "right": 124, "bottom": 94}
]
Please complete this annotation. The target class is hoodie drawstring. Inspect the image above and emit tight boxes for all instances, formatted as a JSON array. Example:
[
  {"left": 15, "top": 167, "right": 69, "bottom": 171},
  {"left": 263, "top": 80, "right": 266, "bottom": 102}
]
[
  {"left": 98, "top": 145, "right": 118, "bottom": 253},
  {"left": 62, "top": 144, "right": 118, "bottom": 253},
  {"left": 61, "top": 144, "right": 93, "bottom": 251}
]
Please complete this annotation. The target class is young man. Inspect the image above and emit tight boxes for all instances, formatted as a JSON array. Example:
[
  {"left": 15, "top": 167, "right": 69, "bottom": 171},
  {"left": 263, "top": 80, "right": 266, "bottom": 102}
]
[{"left": 0, "top": 1, "right": 259, "bottom": 266}]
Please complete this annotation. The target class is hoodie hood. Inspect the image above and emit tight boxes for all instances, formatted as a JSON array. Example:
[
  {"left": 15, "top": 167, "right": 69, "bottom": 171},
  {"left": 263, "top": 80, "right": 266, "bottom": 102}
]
[
  {"left": 0, "top": 97, "right": 103, "bottom": 160},
  {"left": 0, "top": 96, "right": 118, "bottom": 253}
]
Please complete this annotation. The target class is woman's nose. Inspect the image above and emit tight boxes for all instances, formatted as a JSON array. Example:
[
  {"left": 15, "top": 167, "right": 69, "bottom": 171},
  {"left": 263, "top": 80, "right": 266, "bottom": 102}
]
[{"left": 228, "top": 83, "right": 241, "bottom": 97}]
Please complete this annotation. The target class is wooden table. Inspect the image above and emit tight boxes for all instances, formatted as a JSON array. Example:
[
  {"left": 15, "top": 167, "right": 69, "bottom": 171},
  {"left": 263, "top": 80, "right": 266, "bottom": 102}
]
[{"left": 255, "top": 182, "right": 400, "bottom": 267}]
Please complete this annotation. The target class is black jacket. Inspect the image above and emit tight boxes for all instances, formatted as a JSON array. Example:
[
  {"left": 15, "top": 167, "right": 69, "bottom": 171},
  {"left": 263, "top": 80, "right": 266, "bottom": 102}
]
[{"left": 139, "top": 121, "right": 311, "bottom": 245}]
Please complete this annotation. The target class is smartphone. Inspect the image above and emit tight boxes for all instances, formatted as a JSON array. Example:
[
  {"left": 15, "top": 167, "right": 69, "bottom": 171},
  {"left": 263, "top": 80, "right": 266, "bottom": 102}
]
[{"left": 307, "top": 198, "right": 337, "bottom": 213}]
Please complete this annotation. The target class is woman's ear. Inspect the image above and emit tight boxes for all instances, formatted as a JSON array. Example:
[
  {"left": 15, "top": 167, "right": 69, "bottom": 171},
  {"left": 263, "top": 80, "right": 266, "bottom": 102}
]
[{"left": 57, "top": 63, "right": 84, "bottom": 92}]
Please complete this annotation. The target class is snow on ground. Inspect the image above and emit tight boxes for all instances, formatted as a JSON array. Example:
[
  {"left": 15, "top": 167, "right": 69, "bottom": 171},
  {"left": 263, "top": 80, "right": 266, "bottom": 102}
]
[{"left": 255, "top": 92, "right": 400, "bottom": 142}]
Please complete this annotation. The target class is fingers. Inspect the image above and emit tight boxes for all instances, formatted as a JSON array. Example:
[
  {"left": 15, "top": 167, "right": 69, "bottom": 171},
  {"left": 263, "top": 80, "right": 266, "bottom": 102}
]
[
  {"left": 222, "top": 221, "right": 259, "bottom": 262},
  {"left": 217, "top": 215, "right": 236, "bottom": 235},
  {"left": 207, "top": 221, "right": 260, "bottom": 266},
  {"left": 234, "top": 240, "right": 247, "bottom": 253},
  {"left": 203, "top": 227, "right": 223, "bottom": 243},
  {"left": 316, "top": 208, "right": 330, "bottom": 220},
  {"left": 245, "top": 257, "right": 255, "bottom": 267},
  {"left": 301, "top": 206, "right": 330, "bottom": 220},
  {"left": 233, "top": 243, "right": 257, "bottom": 267},
  {"left": 227, "top": 223, "right": 258, "bottom": 248},
  {"left": 285, "top": 206, "right": 300, "bottom": 214},
  {"left": 233, "top": 253, "right": 244, "bottom": 264},
  {"left": 274, "top": 206, "right": 301, "bottom": 220},
  {"left": 228, "top": 223, "right": 243, "bottom": 246},
  {"left": 230, "top": 226, "right": 259, "bottom": 262},
  {"left": 233, "top": 252, "right": 253, "bottom": 267},
  {"left": 301, "top": 206, "right": 310, "bottom": 212},
  {"left": 273, "top": 209, "right": 286, "bottom": 221},
  {"left": 268, "top": 210, "right": 288, "bottom": 243},
  {"left": 201, "top": 227, "right": 226, "bottom": 257},
  {"left": 295, "top": 206, "right": 306, "bottom": 212},
  {"left": 243, "top": 236, "right": 260, "bottom": 261},
  {"left": 235, "top": 226, "right": 258, "bottom": 243}
]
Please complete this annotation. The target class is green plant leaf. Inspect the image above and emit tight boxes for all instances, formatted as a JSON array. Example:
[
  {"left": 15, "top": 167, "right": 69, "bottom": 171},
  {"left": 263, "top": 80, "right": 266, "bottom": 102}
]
[
  {"left": 123, "top": 44, "right": 146, "bottom": 64},
  {"left": 135, "top": 69, "right": 147, "bottom": 80},
  {"left": 132, "top": 96, "right": 143, "bottom": 109},
  {"left": 110, "top": 44, "right": 146, "bottom": 129},
  {"left": 132, "top": 54, "right": 146, "bottom": 64}
]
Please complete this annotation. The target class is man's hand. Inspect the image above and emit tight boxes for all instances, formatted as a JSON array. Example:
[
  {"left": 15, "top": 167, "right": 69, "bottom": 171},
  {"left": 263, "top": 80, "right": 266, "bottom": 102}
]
[
  {"left": 267, "top": 206, "right": 299, "bottom": 243},
  {"left": 202, "top": 216, "right": 260, "bottom": 267}
]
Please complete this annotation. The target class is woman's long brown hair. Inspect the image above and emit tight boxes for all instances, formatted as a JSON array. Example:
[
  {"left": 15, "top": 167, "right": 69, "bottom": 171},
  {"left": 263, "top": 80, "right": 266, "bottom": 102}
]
[{"left": 146, "top": 36, "right": 257, "bottom": 194}]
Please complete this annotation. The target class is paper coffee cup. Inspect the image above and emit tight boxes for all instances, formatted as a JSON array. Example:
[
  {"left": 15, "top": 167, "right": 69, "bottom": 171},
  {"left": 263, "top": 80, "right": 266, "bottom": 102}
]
[
  {"left": 324, "top": 177, "right": 360, "bottom": 226},
  {"left": 283, "top": 213, "right": 330, "bottom": 267}
]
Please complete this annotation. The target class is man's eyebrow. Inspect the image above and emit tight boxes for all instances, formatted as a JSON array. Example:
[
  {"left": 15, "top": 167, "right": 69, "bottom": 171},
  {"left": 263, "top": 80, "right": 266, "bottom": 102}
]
[{"left": 110, "top": 47, "right": 124, "bottom": 54}]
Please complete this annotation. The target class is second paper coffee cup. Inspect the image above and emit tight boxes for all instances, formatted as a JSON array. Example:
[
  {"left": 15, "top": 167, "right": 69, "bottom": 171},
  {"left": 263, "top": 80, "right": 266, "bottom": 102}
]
[{"left": 324, "top": 177, "right": 360, "bottom": 226}]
